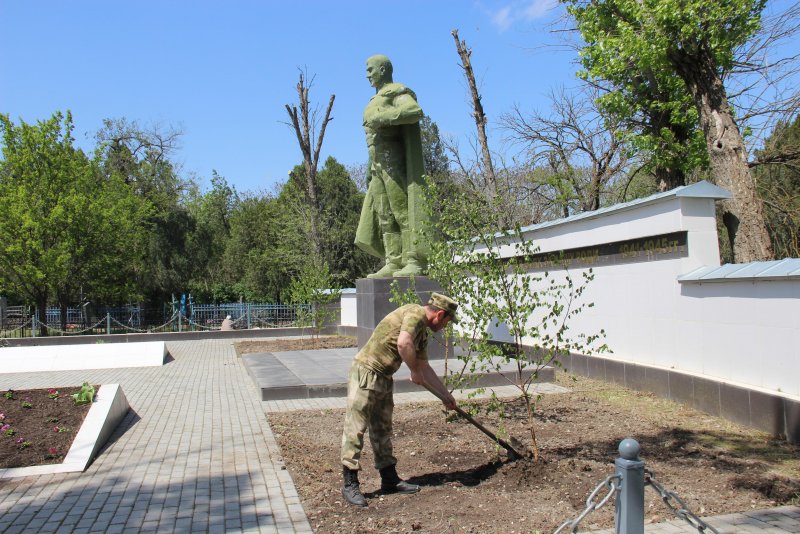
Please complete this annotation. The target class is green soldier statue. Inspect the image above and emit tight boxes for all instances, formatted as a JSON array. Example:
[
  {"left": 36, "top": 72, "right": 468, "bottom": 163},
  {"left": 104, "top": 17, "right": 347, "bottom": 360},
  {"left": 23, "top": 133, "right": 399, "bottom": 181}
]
[
  {"left": 340, "top": 293, "right": 459, "bottom": 507},
  {"left": 355, "top": 54, "right": 430, "bottom": 277}
]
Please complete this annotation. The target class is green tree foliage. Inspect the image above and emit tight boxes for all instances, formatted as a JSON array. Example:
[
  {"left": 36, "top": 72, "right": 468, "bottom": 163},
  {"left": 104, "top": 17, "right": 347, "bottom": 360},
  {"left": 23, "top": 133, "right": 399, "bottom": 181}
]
[
  {"left": 288, "top": 261, "right": 341, "bottom": 345},
  {"left": 754, "top": 115, "right": 800, "bottom": 258},
  {"left": 0, "top": 112, "right": 382, "bottom": 315},
  {"left": 420, "top": 114, "right": 449, "bottom": 178},
  {"left": 279, "top": 157, "right": 379, "bottom": 289},
  {"left": 0, "top": 112, "right": 150, "bottom": 332},
  {"left": 95, "top": 118, "right": 201, "bottom": 303},
  {"left": 566, "top": 0, "right": 774, "bottom": 262},
  {"left": 219, "top": 193, "right": 286, "bottom": 301},
  {"left": 564, "top": 0, "right": 708, "bottom": 191},
  {"left": 185, "top": 171, "right": 238, "bottom": 298}
]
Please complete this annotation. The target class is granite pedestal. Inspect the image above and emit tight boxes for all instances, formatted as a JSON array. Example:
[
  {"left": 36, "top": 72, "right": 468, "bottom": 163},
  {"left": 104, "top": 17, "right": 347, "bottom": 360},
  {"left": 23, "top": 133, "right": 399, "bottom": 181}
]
[{"left": 356, "top": 276, "right": 452, "bottom": 360}]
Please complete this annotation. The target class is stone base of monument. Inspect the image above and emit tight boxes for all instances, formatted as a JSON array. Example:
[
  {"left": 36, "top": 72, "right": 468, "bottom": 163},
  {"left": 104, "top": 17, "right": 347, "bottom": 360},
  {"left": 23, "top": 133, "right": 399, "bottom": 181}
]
[{"left": 356, "top": 276, "right": 452, "bottom": 360}]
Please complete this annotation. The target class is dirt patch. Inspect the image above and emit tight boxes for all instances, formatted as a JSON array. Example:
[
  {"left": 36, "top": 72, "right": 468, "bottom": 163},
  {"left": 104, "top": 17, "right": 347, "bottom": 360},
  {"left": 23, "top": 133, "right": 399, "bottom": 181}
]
[
  {"left": 268, "top": 374, "right": 800, "bottom": 533},
  {"left": 234, "top": 335, "right": 356, "bottom": 356},
  {"left": 0, "top": 387, "right": 94, "bottom": 469}
]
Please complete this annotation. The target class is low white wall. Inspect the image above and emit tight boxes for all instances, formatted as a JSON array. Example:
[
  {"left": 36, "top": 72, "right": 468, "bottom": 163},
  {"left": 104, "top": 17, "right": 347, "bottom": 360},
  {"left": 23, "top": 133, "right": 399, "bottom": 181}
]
[
  {"left": 340, "top": 294, "right": 357, "bottom": 327},
  {"left": 0, "top": 341, "right": 166, "bottom": 373},
  {"left": 483, "top": 183, "right": 800, "bottom": 399},
  {"left": 339, "top": 182, "right": 798, "bottom": 400},
  {"left": 674, "top": 278, "right": 798, "bottom": 396}
]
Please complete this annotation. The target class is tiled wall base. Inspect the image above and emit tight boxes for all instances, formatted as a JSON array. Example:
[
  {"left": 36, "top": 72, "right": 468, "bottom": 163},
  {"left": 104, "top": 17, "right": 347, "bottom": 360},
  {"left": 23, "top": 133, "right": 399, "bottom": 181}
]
[{"left": 561, "top": 352, "right": 799, "bottom": 444}]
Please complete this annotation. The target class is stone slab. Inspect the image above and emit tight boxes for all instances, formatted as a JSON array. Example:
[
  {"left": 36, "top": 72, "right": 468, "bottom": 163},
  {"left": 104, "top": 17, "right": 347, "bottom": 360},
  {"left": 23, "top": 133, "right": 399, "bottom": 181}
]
[
  {"left": 242, "top": 347, "right": 554, "bottom": 401},
  {"left": 0, "top": 342, "right": 166, "bottom": 372}
]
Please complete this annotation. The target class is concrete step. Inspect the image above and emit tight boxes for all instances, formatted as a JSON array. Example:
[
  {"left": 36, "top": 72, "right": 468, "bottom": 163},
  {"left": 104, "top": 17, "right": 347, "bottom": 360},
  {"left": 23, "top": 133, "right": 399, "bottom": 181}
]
[{"left": 242, "top": 347, "right": 555, "bottom": 401}]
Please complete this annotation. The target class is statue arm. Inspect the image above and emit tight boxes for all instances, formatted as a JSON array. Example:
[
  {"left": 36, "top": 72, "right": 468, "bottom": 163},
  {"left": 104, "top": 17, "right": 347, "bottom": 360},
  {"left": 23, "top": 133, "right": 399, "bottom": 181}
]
[{"left": 370, "top": 93, "right": 423, "bottom": 128}]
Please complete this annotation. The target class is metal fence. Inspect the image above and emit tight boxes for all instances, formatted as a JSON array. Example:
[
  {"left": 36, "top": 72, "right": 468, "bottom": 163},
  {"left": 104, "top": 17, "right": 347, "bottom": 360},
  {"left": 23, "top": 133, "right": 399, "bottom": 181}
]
[{"left": 0, "top": 302, "right": 311, "bottom": 338}]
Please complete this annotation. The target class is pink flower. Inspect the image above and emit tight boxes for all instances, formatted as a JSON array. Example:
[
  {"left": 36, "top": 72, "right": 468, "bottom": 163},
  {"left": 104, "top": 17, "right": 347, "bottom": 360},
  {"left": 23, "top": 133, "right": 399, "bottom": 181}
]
[
  {"left": 53, "top": 426, "right": 60, "bottom": 433},
  {"left": 0, "top": 413, "right": 5, "bottom": 420},
  {"left": 48, "top": 447, "right": 58, "bottom": 455},
  {"left": 48, "top": 388, "right": 57, "bottom": 394},
  {"left": 1, "top": 424, "right": 9, "bottom": 431},
  {"left": 15, "top": 438, "right": 23, "bottom": 444}
]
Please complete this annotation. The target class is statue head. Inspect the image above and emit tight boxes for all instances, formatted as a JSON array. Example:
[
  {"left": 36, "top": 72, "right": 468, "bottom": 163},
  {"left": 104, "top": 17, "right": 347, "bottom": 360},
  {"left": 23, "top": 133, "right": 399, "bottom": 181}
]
[{"left": 366, "top": 55, "right": 393, "bottom": 89}]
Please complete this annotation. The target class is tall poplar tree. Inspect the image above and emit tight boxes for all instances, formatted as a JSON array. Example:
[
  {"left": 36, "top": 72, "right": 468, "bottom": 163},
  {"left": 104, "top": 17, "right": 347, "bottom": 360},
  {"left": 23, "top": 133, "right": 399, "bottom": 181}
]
[{"left": 566, "top": 0, "right": 774, "bottom": 262}]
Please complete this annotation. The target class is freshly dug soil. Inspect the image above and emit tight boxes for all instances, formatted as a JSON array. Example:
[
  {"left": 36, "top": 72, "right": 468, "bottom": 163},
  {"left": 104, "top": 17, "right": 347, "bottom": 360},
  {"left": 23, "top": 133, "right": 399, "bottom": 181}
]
[
  {"left": 269, "top": 374, "right": 800, "bottom": 533},
  {"left": 234, "top": 335, "right": 356, "bottom": 356},
  {"left": 0, "top": 387, "right": 94, "bottom": 469}
]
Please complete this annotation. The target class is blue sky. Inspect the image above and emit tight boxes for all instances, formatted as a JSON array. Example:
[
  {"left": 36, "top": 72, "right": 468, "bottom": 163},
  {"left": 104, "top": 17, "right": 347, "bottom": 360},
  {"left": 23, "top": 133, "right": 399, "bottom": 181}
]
[{"left": 1, "top": 0, "right": 579, "bottom": 193}]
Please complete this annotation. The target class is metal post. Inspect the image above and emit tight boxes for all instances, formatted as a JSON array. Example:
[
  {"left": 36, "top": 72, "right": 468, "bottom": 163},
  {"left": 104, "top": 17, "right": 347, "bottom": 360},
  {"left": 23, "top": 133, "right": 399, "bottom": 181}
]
[
  {"left": 247, "top": 303, "right": 251, "bottom": 330},
  {"left": 32, "top": 313, "right": 37, "bottom": 338},
  {"left": 106, "top": 313, "right": 111, "bottom": 335},
  {"left": 615, "top": 438, "right": 645, "bottom": 534},
  {"left": 178, "top": 311, "right": 182, "bottom": 333}
]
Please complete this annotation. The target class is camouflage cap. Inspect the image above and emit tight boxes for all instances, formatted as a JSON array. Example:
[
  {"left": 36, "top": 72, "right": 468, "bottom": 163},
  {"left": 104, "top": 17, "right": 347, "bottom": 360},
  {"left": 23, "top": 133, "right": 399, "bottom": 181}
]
[{"left": 428, "top": 292, "right": 459, "bottom": 323}]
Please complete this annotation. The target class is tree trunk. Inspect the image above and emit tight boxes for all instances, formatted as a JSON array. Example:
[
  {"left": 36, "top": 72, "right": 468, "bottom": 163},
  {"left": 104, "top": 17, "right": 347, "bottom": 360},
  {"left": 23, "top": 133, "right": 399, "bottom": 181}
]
[
  {"left": 655, "top": 166, "right": 686, "bottom": 192},
  {"left": 60, "top": 300, "right": 68, "bottom": 332},
  {"left": 452, "top": 30, "right": 498, "bottom": 199},
  {"left": 35, "top": 293, "right": 48, "bottom": 337},
  {"left": 669, "top": 45, "right": 773, "bottom": 262}
]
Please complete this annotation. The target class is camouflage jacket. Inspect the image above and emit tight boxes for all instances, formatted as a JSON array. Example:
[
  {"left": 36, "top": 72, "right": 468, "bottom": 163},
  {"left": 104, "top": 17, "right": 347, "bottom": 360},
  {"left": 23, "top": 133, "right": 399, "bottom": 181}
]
[{"left": 355, "top": 304, "right": 428, "bottom": 377}]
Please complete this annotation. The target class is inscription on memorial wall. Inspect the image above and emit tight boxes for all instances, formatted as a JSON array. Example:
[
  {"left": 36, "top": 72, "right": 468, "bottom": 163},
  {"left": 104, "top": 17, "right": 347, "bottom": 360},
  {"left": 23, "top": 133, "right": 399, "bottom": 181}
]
[{"left": 514, "top": 231, "right": 688, "bottom": 272}]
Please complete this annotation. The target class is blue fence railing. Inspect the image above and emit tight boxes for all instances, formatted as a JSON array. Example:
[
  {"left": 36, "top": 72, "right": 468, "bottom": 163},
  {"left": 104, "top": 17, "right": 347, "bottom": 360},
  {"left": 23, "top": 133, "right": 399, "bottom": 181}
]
[{"left": 0, "top": 302, "right": 313, "bottom": 338}]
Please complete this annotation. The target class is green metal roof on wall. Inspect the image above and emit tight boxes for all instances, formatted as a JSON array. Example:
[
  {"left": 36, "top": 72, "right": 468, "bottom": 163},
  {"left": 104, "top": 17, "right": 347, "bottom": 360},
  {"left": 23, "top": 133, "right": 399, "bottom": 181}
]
[
  {"left": 678, "top": 258, "right": 800, "bottom": 283},
  {"left": 517, "top": 180, "right": 732, "bottom": 236}
]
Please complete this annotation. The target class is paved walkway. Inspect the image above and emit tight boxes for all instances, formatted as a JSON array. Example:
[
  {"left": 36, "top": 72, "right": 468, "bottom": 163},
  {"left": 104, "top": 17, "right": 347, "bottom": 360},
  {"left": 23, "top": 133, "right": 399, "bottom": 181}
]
[
  {"left": 0, "top": 339, "right": 308, "bottom": 533},
  {"left": 0, "top": 338, "right": 797, "bottom": 533}
]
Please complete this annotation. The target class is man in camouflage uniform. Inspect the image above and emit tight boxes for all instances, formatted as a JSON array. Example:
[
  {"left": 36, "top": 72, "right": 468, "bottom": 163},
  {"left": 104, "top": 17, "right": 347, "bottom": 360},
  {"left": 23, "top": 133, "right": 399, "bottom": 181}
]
[{"left": 341, "top": 293, "right": 458, "bottom": 507}]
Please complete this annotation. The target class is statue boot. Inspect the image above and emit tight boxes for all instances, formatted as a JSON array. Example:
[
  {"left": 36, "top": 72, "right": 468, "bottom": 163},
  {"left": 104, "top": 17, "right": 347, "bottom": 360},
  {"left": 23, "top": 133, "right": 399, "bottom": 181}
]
[
  {"left": 379, "top": 464, "right": 420, "bottom": 494},
  {"left": 367, "top": 232, "right": 402, "bottom": 278},
  {"left": 341, "top": 466, "right": 368, "bottom": 507},
  {"left": 393, "top": 230, "right": 425, "bottom": 277}
]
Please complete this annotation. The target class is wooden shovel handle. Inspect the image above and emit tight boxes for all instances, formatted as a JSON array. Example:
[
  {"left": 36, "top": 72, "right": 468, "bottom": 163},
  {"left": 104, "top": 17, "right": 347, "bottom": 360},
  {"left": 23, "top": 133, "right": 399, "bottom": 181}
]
[{"left": 421, "top": 382, "right": 521, "bottom": 458}]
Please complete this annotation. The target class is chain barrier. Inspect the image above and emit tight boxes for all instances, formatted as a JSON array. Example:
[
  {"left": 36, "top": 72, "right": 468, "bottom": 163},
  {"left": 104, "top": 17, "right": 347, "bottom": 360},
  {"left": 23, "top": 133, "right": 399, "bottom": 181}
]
[
  {"left": 36, "top": 317, "right": 107, "bottom": 336},
  {"left": 231, "top": 313, "right": 248, "bottom": 328},
  {"left": 0, "top": 318, "right": 33, "bottom": 336},
  {"left": 143, "top": 313, "right": 179, "bottom": 333},
  {"left": 645, "top": 469, "right": 719, "bottom": 533},
  {"left": 184, "top": 317, "right": 220, "bottom": 331},
  {"left": 3, "top": 305, "right": 306, "bottom": 338},
  {"left": 110, "top": 313, "right": 179, "bottom": 333},
  {"left": 109, "top": 316, "right": 150, "bottom": 333},
  {"left": 554, "top": 474, "right": 621, "bottom": 534}
]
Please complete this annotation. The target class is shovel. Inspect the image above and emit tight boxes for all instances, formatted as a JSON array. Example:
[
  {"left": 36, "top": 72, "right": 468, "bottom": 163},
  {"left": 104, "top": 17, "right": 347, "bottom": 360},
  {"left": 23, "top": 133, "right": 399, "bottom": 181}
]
[{"left": 421, "top": 382, "right": 523, "bottom": 460}]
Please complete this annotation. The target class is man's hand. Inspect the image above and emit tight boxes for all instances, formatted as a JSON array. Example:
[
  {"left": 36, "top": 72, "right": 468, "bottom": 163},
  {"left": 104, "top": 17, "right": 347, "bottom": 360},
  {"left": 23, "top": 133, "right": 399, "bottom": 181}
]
[
  {"left": 441, "top": 392, "right": 457, "bottom": 411},
  {"left": 410, "top": 370, "right": 424, "bottom": 385}
]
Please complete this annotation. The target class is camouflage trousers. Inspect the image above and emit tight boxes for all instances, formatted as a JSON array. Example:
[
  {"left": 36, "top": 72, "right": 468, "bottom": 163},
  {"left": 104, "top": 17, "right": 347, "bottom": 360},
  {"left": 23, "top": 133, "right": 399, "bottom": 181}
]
[{"left": 340, "top": 362, "right": 396, "bottom": 471}]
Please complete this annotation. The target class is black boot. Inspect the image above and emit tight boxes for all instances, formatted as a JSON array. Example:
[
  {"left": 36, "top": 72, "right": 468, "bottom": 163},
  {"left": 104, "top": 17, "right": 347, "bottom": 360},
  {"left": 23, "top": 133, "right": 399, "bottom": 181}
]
[
  {"left": 379, "top": 464, "right": 420, "bottom": 494},
  {"left": 341, "top": 466, "right": 367, "bottom": 507}
]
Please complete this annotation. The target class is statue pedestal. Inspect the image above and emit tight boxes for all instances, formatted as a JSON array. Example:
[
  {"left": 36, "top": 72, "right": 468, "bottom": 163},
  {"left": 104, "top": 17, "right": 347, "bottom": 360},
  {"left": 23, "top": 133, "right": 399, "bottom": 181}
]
[{"left": 355, "top": 276, "right": 451, "bottom": 360}]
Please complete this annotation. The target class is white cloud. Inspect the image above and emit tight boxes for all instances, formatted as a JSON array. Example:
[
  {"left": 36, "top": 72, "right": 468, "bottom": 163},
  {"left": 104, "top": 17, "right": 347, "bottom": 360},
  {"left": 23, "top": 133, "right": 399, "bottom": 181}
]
[
  {"left": 522, "top": 0, "right": 558, "bottom": 20},
  {"left": 492, "top": 6, "right": 514, "bottom": 32},
  {"left": 489, "top": 0, "right": 558, "bottom": 32}
]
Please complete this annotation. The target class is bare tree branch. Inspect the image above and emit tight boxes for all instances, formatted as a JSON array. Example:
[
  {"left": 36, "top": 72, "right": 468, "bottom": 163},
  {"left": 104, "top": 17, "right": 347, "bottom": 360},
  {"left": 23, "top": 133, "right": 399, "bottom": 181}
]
[{"left": 284, "top": 69, "right": 335, "bottom": 259}]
